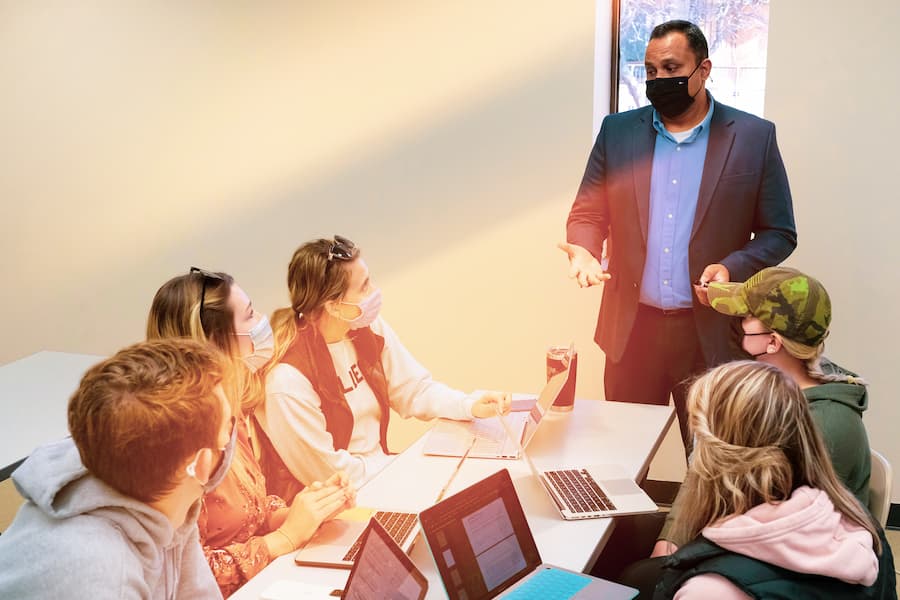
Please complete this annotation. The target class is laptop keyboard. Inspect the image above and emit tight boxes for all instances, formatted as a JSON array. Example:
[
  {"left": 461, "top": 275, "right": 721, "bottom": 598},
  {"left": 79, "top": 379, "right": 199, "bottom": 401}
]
[
  {"left": 546, "top": 469, "right": 617, "bottom": 514},
  {"left": 341, "top": 511, "right": 418, "bottom": 562},
  {"left": 504, "top": 567, "right": 592, "bottom": 599}
]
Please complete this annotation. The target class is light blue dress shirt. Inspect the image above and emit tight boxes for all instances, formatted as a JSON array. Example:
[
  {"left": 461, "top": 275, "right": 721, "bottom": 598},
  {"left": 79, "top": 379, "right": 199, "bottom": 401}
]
[{"left": 639, "top": 97, "right": 715, "bottom": 310}]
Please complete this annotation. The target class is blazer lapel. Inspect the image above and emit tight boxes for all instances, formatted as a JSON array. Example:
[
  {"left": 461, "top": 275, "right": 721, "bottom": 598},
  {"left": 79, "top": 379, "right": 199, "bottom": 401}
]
[
  {"left": 632, "top": 111, "right": 656, "bottom": 245},
  {"left": 692, "top": 107, "right": 735, "bottom": 240}
]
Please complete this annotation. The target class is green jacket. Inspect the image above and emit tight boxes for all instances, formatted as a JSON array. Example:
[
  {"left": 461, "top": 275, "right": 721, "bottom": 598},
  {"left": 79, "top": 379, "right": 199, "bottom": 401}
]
[
  {"left": 806, "top": 358, "right": 870, "bottom": 507},
  {"left": 659, "top": 359, "right": 871, "bottom": 545}
]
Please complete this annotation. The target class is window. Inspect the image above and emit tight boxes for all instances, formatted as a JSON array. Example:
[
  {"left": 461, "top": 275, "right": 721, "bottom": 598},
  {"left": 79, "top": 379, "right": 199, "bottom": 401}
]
[{"left": 611, "top": 0, "right": 770, "bottom": 117}]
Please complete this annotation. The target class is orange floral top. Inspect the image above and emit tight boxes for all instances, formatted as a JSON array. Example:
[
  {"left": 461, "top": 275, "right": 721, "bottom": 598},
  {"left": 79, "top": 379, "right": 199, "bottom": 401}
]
[{"left": 198, "top": 415, "right": 287, "bottom": 598}]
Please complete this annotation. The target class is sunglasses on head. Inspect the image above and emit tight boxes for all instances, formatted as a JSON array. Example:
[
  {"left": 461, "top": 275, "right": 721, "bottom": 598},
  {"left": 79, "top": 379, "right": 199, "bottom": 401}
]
[
  {"left": 327, "top": 235, "right": 357, "bottom": 262},
  {"left": 189, "top": 267, "right": 226, "bottom": 326}
]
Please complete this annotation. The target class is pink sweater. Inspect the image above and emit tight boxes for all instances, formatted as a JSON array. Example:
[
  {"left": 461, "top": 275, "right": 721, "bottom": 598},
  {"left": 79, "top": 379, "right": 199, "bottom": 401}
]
[{"left": 674, "top": 486, "right": 878, "bottom": 599}]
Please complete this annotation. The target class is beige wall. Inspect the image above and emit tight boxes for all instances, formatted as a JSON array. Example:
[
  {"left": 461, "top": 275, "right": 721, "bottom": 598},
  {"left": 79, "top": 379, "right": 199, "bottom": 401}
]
[
  {"left": 1, "top": 1, "right": 623, "bottom": 462},
  {"left": 3, "top": 1, "right": 897, "bottom": 500},
  {"left": 766, "top": 0, "right": 900, "bottom": 500}
]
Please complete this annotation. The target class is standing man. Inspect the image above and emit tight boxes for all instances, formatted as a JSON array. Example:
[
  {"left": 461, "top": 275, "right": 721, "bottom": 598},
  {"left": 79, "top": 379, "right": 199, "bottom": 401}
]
[{"left": 560, "top": 20, "right": 796, "bottom": 448}]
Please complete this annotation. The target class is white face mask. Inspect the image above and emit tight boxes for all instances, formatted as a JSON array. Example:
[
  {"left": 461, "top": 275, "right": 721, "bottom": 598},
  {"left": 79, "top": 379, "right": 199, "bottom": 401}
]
[
  {"left": 234, "top": 314, "right": 275, "bottom": 372},
  {"left": 339, "top": 288, "right": 382, "bottom": 330},
  {"left": 186, "top": 418, "right": 237, "bottom": 493}
]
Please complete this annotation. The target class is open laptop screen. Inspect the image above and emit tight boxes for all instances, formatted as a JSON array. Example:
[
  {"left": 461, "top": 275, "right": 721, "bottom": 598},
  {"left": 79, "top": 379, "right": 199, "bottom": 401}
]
[
  {"left": 343, "top": 519, "right": 427, "bottom": 600},
  {"left": 419, "top": 469, "right": 541, "bottom": 600}
]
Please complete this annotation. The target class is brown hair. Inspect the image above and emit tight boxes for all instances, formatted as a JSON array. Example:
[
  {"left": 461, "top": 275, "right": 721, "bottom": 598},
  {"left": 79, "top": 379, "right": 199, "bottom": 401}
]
[
  {"left": 147, "top": 270, "right": 266, "bottom": 413},
  {"left": 147, "top": 270, "right": 239, "bottom": 357},
  {"left": 68, "top": 338, "right": 225, "bottom": 503},
  {"left": 671, "top": 360, "right": 880, "bottom": 553},
  {"left": 270, "top": 237, "right": 359, "bottom": 363}
]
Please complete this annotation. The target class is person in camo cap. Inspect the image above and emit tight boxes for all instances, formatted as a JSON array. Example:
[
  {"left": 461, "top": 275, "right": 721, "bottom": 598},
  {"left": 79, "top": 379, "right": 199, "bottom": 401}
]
[
  {"left": 707, "top": 266, "right": 870, "bottom": 505},
  {"left": 650, "top": 266, "right": 872, "bottom": 559}
]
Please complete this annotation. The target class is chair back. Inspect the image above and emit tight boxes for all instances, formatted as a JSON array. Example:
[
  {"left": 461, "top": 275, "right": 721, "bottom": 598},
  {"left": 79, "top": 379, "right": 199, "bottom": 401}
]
[{"left": 868, "top": 448, "right": 892, "bottom": 527}]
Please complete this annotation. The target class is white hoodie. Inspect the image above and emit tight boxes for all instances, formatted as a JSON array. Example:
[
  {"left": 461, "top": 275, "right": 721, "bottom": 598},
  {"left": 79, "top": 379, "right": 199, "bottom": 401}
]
[
  {"left": 674, "top": 486, "right": 879, "bottom": 599},
  {"left": 0, "top": 438, "right": 221, "bottom": 600},
  {"left": 262, "top": 316, "right": 477, "bottom": 487}
]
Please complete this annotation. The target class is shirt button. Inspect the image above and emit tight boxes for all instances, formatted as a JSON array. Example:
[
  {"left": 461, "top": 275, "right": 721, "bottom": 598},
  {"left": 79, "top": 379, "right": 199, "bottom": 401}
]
[
  {"left": 676, "top": 146, "right": 681, "bottom": 151},
  {"left": 664, "top": 248, "right": 670, "bottom": 253},
  {"left": 663, "top": 280, "right": 669, "bottom": 286},
  {"left": 667, "top": 213, "right": 673, "bottom": 219},
  {"left": 672, "top": 179, "right": 678, "bottom": 184}
]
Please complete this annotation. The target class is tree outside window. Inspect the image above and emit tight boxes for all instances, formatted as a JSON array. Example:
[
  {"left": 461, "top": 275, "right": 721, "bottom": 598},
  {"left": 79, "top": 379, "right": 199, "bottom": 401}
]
[{"left": 614, "top": 0, "right": 770, "bottom": 117}]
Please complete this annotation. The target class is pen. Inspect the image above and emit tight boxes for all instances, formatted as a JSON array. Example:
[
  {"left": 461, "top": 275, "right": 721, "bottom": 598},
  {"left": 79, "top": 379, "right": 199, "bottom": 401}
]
[{"left": 435, "top": 436, "right": 476, "bottom": 503}]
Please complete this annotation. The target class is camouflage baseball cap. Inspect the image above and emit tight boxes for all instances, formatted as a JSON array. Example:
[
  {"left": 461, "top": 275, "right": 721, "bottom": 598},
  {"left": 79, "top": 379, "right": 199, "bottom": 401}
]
[{"left": 707, "top": 267, "right": 831, "bottom": 346}]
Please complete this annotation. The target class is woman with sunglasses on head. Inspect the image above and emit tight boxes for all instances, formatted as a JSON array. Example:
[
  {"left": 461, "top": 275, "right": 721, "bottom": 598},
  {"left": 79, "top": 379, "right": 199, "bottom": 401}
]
[
  {"left": 649, "top": 361, "right": 894, "bottom": 599},
  {"left": 258, "top": 235, "right": 511, "bottom": 497},
  {"left": 147, "top": 269, "right": 355, "bottom": 597}
]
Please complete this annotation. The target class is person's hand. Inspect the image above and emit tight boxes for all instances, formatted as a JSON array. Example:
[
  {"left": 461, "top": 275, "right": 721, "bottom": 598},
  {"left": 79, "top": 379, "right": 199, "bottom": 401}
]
[
  {"left": 281, "top": 481, "right": 353, "bottom": 547},
  {"left": 471, "top": 391, "right": 512, "bottom": 419},
  {"left": 693, "top": 263, "right": 730, "bottom": 306},
  {"left": 557, "top": 242, "right": 610, "bottom": 288},
  {"left": 650, "top": 539, "right": 678, "bottom": 558},
  {"left": 320, "top": 471, "right": 356, "bottom": 516}
]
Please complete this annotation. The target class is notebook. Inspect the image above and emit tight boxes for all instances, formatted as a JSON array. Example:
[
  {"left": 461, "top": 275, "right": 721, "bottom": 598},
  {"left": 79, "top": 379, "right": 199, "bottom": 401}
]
[
  {"left": 422, "top": 358, "right": 572, "bottom": 459},
  {"left": 418, "top": 469, "right": 638, "bottom": 600},
  {"left": 293, "top": 506, "right": 420, "bottom": 569},
  {"left": 495, "top": 411, "right": 659, "bottom": 520},
  {"left": 263, "top": 519, "right": 428, "bottom": 600}
]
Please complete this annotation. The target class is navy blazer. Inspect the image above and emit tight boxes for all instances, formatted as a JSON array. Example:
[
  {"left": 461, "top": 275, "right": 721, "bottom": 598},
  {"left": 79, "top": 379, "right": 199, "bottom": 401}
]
[{"left": 567, "top": 101, "right": 797, "bottom": 366}]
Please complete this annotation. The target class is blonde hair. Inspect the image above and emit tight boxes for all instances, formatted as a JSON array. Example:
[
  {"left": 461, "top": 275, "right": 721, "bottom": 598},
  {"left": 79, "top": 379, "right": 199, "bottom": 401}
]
[
  {"left": 147, "top": 271, "right": 266, "bottom": 414},
  {"left": 671, "top": 361, "right": 880, "bottom": 553},
  {"left": 778, "top": 335, "right": 868, "bottom": 386},
  {"left": 270, "top": 238, "right": 359, "bottom": 364}
]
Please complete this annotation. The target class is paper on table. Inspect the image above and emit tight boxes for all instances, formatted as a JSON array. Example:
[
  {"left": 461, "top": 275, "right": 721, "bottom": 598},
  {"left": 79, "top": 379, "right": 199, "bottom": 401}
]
[{"left": 260, "top": 579, "right": 340, "bottom": 600}]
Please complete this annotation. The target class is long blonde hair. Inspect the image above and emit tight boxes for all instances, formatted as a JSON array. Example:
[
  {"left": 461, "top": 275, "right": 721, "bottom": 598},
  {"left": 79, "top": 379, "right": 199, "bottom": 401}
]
[
  {"left": 671, "top": 360, "right": 880, "bottom": 553},
  {"left": 270, "top": 237, "right": 358, "bottom": 364},
  {"left": 147, "top": 270, "right": 266, "bottom": 414},
  {"left": 778, "top": 335, "right": 868, "bottom": 386}
]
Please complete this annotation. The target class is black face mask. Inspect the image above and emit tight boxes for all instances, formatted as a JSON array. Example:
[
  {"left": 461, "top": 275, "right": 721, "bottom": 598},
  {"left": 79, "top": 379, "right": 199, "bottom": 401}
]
[
  {"left": 728, "top": 317, "right": 769, "bottom": 360},
  {"left": 645, "top": 61, "right": 703, "bottom": 119}
]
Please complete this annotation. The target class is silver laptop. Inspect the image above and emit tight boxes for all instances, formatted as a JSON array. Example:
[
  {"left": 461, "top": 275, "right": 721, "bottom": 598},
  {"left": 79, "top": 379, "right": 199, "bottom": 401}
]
[
  {"left": 419, "top": 469, "right": 638, "bottom": 600},
  {"left": 264, "top": 519, "right": 428, "bottom": 600},
  {"left": 343, "top": 519, "right": 428, "bottom": 599},
  {"left": 423, "top": 359, "right": 572, "bottom": 459},
  {"left": 293, "top": 507, "right": 420, "bottom": 569},
  {"left": 496, "top": 412, "right": 658, "bottom": 520}
]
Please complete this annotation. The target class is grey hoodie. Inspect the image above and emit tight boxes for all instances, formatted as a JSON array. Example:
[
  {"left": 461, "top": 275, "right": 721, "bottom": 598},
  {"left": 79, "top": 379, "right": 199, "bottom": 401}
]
[{"left": 0, "top": 438, "right": 222, "bottom": 599}]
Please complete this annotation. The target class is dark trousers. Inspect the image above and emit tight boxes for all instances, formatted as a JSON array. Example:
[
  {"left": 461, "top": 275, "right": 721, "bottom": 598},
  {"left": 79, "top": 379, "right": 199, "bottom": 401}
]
[
  {"left": 590, "top": 512, "right": 670, "bottom": 599},
  {"left": 604, "top": 304, "right": 706, "bottom": 455}
]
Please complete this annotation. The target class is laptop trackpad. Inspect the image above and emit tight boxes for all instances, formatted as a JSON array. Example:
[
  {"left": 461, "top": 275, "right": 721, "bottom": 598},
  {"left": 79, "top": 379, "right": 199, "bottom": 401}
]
[
  {"left": 600, "top": 478, "right": 642, "bottom": 496},
  {"left": 573, "top": 578, "right": 638, "bottom": 599},
  {"left": 305, "top": 517, "right": 366, "bottom": 546}
]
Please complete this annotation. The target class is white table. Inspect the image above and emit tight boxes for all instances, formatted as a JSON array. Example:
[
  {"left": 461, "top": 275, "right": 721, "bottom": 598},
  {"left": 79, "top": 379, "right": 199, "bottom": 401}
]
[
  {"left": 231, "top": 399, "right": 674, "bottom": 599},
  {"left": 0, "top": 351, "right": 104, "bottom": 479}
]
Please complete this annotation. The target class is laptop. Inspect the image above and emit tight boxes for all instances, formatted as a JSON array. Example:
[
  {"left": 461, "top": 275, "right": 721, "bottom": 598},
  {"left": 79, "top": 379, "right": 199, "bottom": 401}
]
[
  {"left": 418, "top": 469, "right": 638, "bottom": 600},
  {"left": 294, "top": 506, "right": 420, "bottom": 569},
  {"left": 422, "top": 356, "right": 572, "bottom": 459},
  {"left": 262, "top": 519, "right": 428, "bottom": 600},
  {"left": 343, "top": 519, "right": 428, "bottom": 600},
  {"left": 495, "top": 410, "right": 659, "bottom": 520}
]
